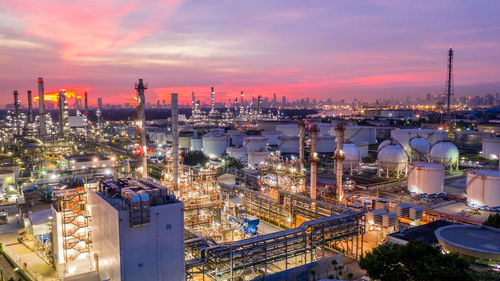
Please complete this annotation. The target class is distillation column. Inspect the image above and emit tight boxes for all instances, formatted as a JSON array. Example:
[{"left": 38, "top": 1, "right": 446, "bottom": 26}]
[
  {"left": 334, "top": 123, "right": 345, "bottom": 202},
  {"left": 299, "top": 121, "right": 305, "bottom": 171},
  {"left": 37, "top": 77, "right": 46, "bottom": 137},
  {"left": 27, "top": 90, "right": 33, "bottom": 123},
  {"left": 13, "top": 90, "right": 21, "bottom": 135},
  {"left": 171, "top": 93, "right": 179, "bottom": 191},
  {"left": 135, "top": 78, "right": 148, "bottom": 178},
  {"left": 309, "top": 124, "right": 319, "bottom": 200}
]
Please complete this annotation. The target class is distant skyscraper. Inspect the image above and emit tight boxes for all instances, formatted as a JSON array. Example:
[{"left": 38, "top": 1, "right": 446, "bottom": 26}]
[
  {"left": 282, "top": 96, "right": 286, "bottom": 107},
  {"left": 97, "top": 98, "right": 103, "bottom": 108}
]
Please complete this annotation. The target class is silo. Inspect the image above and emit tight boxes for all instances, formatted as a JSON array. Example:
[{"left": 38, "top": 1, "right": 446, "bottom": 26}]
[
  {"left": 276, "top": 123, "right": 299, "bottom": 137},
  {"left": 482, "top": 138, "right": 500, "bottom": 160},
  {"left": 407, "top": 163, "right": 444, "bottom": 195},
  {"left": 278, "top": 136, "right": 299, "bottom": 153},
  {"left": 316, "top": 135, "right": 336, "bottom": 153},
  {"left": 378, "top": 144, "right": 408, "bottom": 178},
  {"left": 202, "top": 134, "right": 227, "bottom": 159},
  {"left": 247, "top": 151, "right": 268, "bottom": 168},
  {"left": 227, "top": 147, "right": 247, "bottom": 162},
  {"left": 261, "top": 131, "right": 281, "bottom": 146},
  {"left": 466, "top": 169, "right": 500, "bottom": 210}
]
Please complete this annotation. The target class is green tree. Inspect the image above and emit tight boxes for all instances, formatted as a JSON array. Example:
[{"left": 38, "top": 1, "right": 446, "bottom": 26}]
[
  {"left": 484, "top": 213, "right": 500, "bottom": 228},
  {"left": 359, "top": 240, "right": 474, "bottom": 281},
  {"left": 223, "top": 157, "right": 244, "bottom": 170},
  {"left": 182, "top": 151, "right": 208, "bottom": 166}
]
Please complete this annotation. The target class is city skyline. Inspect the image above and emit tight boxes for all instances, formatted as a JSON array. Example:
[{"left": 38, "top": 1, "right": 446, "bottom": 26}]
[{"left": 1, "top": 1, "right": 500, "bottom": 106}]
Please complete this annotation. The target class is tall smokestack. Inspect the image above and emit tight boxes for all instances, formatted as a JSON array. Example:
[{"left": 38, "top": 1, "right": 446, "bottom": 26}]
[
  {"left": 171, "top": 93, "right": 179, "bottom": 191},
  {"left": 334, "top": 123, "right": 345, "bottom": 202},
  {"left": 58, "top": 90, "right": 65, "bottom": 137},
  {"left": 37, "top": 77, "right": 46, "bottom": 136},
  {"left": 309, "top": 125, "right": 319, "bottom": 200},
  {"left": 27, "top": 90, "right": 33, "bottom": 123},
  {"left": 210, "top": 86, "right": 215, "bottom": 113},
  {"left": 13, "top": 90, "right": 21, "bottom": 135},
  {"left": 135, "top": 78, "right": 148, "bottom": 178},
  {"left": 299, "top": 122, "right": 305, "bottom": 171},
  {"left": 84, "top": 92, "right": 89, "bottom": 114}
]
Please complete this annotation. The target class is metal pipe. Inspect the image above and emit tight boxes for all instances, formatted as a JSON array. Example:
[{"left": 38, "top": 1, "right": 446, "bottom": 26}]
[
  {"left": 135, "top": 78, "right": 148, "bottom": 178},
  {"left": 334, "top": 123, "right": 345, "bottom": 202},
  {"left": 172, "top": 93, "right": 179, "bottom": 191},
  {"left": 27, "top": 90, "right": 33, "bottom": 123},
  {"left": 37, "top": 77, "right": 46, "bottom": 136}
]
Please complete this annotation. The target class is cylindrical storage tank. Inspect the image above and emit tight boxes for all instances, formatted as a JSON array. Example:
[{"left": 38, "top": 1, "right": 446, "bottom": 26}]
[
  {"left": 454, "top": 131, "right": 494, "bottom": 149},
  {"left": 378, "top": 144, "right": 408, "bottom": 175},
  {"left": 430, "top": 141, "right": 459, "bottom": 168},
  {"left": 391, "top": 129, "right": 448, "bottom": 155},
  {"left": 202, "top": 134, "right": 227, "bottom": 159},
  {"left": 278, "top": 136, "right": 299, "bottom": 153},
  {"left": 343, "top": 143, "right": 362, "bottom": 170},
  {"left": 190, "top": 138, "right": 203, "bottom": 151},
  {"left": 261, "top": 131, "right": 281, "bottom": 146},
  {"left": 482, "top": 138, "right": 500, "bottom": 160},
  {"left": 228, "top": 130, "right": 245, "bottom": 146},
  {"left": 179, "top": 136, "right": 191, "bottom": 149},
  {"left": 227, "top": 147, "right": 247, "bottom": 162},
  {"left": 247, "top": 151, "right": 268, "bottom": 168},
  {"left": 311, "top": 123, "right": 332, "bottom": 136},
  {"left": 409, "top": 137, "right": 431, "bottom": 156},
  {"left": 276, "top": 123, "right": 299, "bottom": 137},
  {"left": 466, "top": 169, "right": 500, "bottom": 209},
  {"left": 407, "top": 163, "right": 444, "bottom": 195},
  {"left": 244, "top": 136, "right": 268, "bottom": 152},
  {"left": 339, "top": 126, "right": 376, "bottom": 145},
  {"left": 357, "top": 141, "right": 369, "bottom": 158},
  {"left": 316, "top": 135, "right": 335, "bottom": 153}
]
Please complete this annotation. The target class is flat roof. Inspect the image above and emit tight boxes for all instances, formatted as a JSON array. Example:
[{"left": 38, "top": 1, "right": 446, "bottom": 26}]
[
  {"left": 436, "top": 225, "right": 500, "bottom": 255},
  {"left": 388, "top": 220, "right": 454, "bottom": 245}
]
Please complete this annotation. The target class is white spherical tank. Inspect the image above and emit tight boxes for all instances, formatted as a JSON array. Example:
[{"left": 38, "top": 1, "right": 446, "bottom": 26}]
[
  {"left": 378, "top": 144, "right": 408, "bottom": 176},
  {"left": 276, "top": 123, "right": 299, "bottom": 137},
  {"left": 430, "top": 141, "right": 459, "bottom": 168},
  {"left": 179, "top": 136, "right": 191, "bottom": 149},
  {"left": 190, "top": 138, "right": 203, "bottom": 151},
  {"left": 244, "top": 136, "right": 268, "bottom": 152},
  {"left": 409, "top": 137, "right": 431, "bottom": 156},
  {"left": 339, "top": 126, "right": 377, "bottom": 145},
  {"left": 377, "top": 140, "right": 392, "bottom": 153},
  {"left": 261, "top": 131, "right": 281, "bottom": 146},
  {"left": 278, "top": 136, "right": 299, "bottom": 153},
  {"left": 202, "top": 134, "right": 228, "bottom": 159},
  {"left": 482, "top": 138, "right": 500, "bottom": 160},
  {"left": 466, "top": 169, "right": 500, "bottom": 209},
  {"left": 228, "top": 130, "right": 245, "bottom": 146},
  {"left": 343, "top": 143, "right": 362, "bottom": 170},
  {"left": 316, "top": 135, "right": 336, "bottom": 153},
  {"left": 407, "top": 162, "right": 444, "bottom": 195},
  {"left": 227, "top": 147, "right": 247, "bottom": 163},
  {"left": 247, "top": 151, "right": 269, "bottom": 168},
  {"left": 391, "top": 129, "right": 448, "bottom": 155}
]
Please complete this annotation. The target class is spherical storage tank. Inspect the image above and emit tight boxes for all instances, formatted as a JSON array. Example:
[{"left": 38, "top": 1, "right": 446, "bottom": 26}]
[
  {"left": 261, "top": 131, "right": 281, "bottom": 146},
  {"left": 378, "top": 144, "right": 408, "bottom": 177},
  {"left": 276, "top": 123, "right": 299, "bottom": 137},
  {"left": 202, "top": 134, "right": 228, "bottom": 159},
  {"left": 482, "top": 138, "right": 500, "bottom": 160},
  {"left": 227, "top": 147, "right": 247, "bottom": 163},
  {"left": 391, "top": 129, "right": 448, "bottom": 154},
  {"left": 244, "top": 136, "right": 268, "bottom": 152},
  {"left": 316, "top": 135, "right": 336, "bottom": 153},
  {"left": 430, "top": 141, "right": 458, "bottom": 168},
  {"left": 377, "top": 140, "right": 392, "bottom": 153},
  {"left": 466, "top": 169, "right": 500, "bottom": 210},
  {"left": 278, "top": 136, "right": 299, "bottom": 153},
  {"left": 343, "top": 143, "right": 362, "bottom": 173},
  {"left": 407, "top": 163, "right": 444, "bottom": 195},
  {"left": 409, "top": 137, "right": 431, "bottom": 157},
  {"left": 247, "top": 151, "right": 269, "bottom": 168}
]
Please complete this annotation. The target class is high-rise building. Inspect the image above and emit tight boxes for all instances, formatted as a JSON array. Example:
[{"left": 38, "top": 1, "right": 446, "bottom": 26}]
[
  {"left": 282, "top": 96, "right": 286, "bottom": 107},
  {"left": 98, "top": 98, "right": 103, "bottom": 109}
]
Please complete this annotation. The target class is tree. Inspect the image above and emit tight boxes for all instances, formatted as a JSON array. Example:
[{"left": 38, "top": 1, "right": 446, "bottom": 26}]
[
  {"left": 359, "top": 240, "right": 474, "bottom": 281},
  {"left": 182, "top": 151, "right": 208, "bottom": 166},
  {"left": 484, "top": 213, "right": 500, "bottom": 228},
  {"left": 223, "top": 157, "right": 244, "bottom": 170}
]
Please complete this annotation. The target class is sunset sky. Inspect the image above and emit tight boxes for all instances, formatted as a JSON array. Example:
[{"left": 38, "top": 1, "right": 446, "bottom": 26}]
[{"left": 1, "top": 1, "right": 499, "bottom": 106}]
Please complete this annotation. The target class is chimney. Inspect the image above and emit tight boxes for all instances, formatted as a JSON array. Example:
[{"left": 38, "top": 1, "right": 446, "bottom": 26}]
[
  {"left": 334, "top": 123, "right": 345, "bottom": 202},
  {"left": 58, "top": 90, "right": 65, "bottom": 137},
  {"left": 135, "top": 78, "right": 148, "bottom": 178},
  {"left": 37, "top": 77, "right": 46, "bottom": 136},
  {"left": 309, "top": 124, "right": 319, "bottom": 200},
  {"left": 84, "top": 92, "right": 89, "bottom": 113},
  {"left": 171, "top": 93, "right": 179, "bottom": 191}
]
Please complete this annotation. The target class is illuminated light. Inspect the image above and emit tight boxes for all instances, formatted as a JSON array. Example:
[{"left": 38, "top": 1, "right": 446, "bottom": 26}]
[{"left": 50, "top": 174, "right": 57, "bottom": 180}]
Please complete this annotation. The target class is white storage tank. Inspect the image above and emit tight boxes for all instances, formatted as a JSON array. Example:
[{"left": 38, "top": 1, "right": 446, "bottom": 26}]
[
  {"left": 261, "top": 131, "right": 281, "bottom": 146},
  {"left": 454, "top": 131, "right": 494, "bottom": 149},
  {"left": 276, "top": 123, "right": 299, "bottom": 137},
  {"left": 357, "top": 141, "right": 369, "bottom": 158},
  {"left": 378, "top": 143, "right": 408, "bottom": 178},
  {"left": 311, "top": 123, "right": 332, "bottom": 136},
  {"left": 482, "top": 138, "right": 500, "bottom": 160},
  {"left": 247, "top": 151, "right": 269, "bottom": 168},
  {"left": 391, "top": 129, "right": 448, "bottom": 155},
  {"left": 344, "top": 143, "right": 362, "bottom": 174},
  {"left": 466, "top": 169, "right": 500, "bottom": 209},
  {"left": 316, "top": 135, "right": 336, "bottom": 153},
  {"left": 407, "top": 163, "right": 444, "bottom": 195},
  {"left": 278, "top": 136, "right": 299, "bottom": 153},
  {"left": 179, "top": 136, "right": 191, "bottom": 149},
  {"left": 202, "top": 134, "right": 228, "bottom": 159},
  {"left": 332, "top": 126, "right": 376, "bottom": 145},
  {"left": 430, "top": 141, "right": 459, "bottom": 169},
  {"left": 227, "top": 147, "right": 247, "bottom": 163},
  {"left": 190, "top": 138, "right": 203, "bottom": 151},
  {"left": 244, "top": 136, "right": 268, "bottom": 152},
  {"left": 409, "top": 137, "right": 431, "bottom": 158},
  {"left": 228, "top": 130, "right": 245, "bottom": 146},
  {"left": 377, "top": 140, "right": 392, "bottom": 153}
]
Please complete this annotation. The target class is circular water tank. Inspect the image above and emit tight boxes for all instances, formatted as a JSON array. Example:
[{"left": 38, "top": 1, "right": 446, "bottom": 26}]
[
  {"left": 409, "top": 137, "right": 431, "bottom": 156},
  {"left": 227, "top": 147, "right": 247, "bottom": 162},
  {"left": 278, "top": 136, "right": 299, "bottom": 153},
  {"left": 316, "top": 135, "right": 335, "bottom": 153},
  {"left": 466, "top": 169, "right": 500, "bottom": 209},
  {"left": 482, "top": 138, "right": 500, "bottom": 160},
  {"left": 202, "top": 134, "right": 228, "bottom": 159},
  {"left": 377, "top": 140, "right": 392, "bottom": 153},
  {"left": 179, "top": 136, "right": 191, "bottom": 149},
  {"left": 276, "top": 123, "right": 299, "bottom": 137},
  {"left": 378, "top": 144, "right": 408, "bottom": 171},
  {"left": 247, "top": 151, "right": 269, "bottom": 168},
  {"left": 190, "top": 138, "right": 203, "bottom": 151},
  {"left": 407, "top": 162, "right": 444, "bottom": 195},
  {"left": 343, "top": 143, "right": 362, "bottom": 169},
  {"left": 244, "top": 136, "right": 268, "bottom": 152},
  {"left": 430, "top": 141, "right": 459, "bottom": 167},
  {"left": 261, "top": 131, "right": 281, "bottom": 146}
]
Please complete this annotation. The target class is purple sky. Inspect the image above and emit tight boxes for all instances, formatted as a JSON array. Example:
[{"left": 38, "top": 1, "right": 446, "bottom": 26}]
[{"left": 1, "top": 0, "right": 499, "bottom": 106}]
